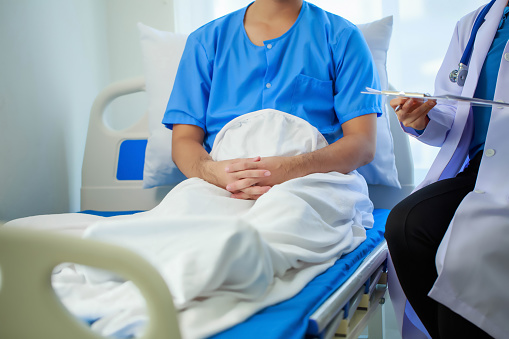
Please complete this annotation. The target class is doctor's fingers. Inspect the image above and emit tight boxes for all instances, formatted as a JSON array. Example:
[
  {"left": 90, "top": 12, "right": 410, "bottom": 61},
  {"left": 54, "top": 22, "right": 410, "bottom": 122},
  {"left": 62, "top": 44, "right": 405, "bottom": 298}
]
[
  {"left": 400, "top": 97, "right": 426, "bottom": 111},
  {"left": 389, "top": 97, "right": 408, "bottom": 111},
  {"left": 397, "top": 100, "right": 435, "bottom": 129}
]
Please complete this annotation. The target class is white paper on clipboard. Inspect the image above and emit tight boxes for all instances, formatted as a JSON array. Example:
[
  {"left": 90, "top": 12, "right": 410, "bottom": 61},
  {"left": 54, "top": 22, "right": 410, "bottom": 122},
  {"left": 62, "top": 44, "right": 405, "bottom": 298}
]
[{"left": 361, "top": 87, "right": 509, "bottom": 108}]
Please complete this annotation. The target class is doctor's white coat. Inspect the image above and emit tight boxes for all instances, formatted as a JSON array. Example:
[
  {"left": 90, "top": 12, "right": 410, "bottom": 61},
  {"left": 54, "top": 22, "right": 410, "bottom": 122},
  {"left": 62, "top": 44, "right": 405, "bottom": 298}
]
[{"left": 391, "top": 0, "right": 509, "bottom": 338}]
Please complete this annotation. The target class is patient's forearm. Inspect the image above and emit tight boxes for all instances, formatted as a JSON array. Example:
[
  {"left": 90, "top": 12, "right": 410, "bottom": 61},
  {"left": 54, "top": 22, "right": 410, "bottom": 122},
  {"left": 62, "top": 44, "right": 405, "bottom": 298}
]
[
  {"left": 303, "top": 113, "right": 377, "bottom": 175},
  {"left": 300, "top": 132, "right": 375, "bottom": 175},
  {"left": 171, "top": 124, "right": 218, "bottom": 185},
  {"left": 246, "top": 134, "right": 375, "bottom": 189},
  {"left": 315, "top": 113, "right": 377, "bottom": 174},
  {"left": 172, "top": 136, "right": 214, "bottom": 181}
]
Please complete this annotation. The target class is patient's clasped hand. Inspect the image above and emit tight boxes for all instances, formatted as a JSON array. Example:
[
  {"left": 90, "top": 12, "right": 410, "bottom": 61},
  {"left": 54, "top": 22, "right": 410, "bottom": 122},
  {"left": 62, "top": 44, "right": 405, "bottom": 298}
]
[{"left": 52, "top": 110, "right": 374, "bottom": 339}]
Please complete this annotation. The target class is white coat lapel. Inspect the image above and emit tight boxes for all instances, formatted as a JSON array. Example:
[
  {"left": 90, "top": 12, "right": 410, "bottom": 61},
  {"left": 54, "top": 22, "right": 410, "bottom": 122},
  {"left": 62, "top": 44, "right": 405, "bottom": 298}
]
[{"left": 463, "top": 0, "right": 506, "bottom": 96}]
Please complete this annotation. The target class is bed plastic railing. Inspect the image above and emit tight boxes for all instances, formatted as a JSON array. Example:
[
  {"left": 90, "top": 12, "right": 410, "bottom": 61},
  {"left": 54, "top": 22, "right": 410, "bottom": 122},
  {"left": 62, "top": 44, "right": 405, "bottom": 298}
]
[
  {"left": 81, "top": 77, "right": 173, "bottom": 211},
  {"left": 0, "top": 226, "right": 181, "bottom": 339}
]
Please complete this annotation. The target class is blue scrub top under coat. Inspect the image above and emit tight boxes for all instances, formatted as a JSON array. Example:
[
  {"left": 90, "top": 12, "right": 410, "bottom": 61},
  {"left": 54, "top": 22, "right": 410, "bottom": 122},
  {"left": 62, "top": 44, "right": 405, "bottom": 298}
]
[
  {"left": 163, "top": 1, "right": 382, "bottom": 152},
  {"left": 470, "top": 6, "right": 509, "bottom": 158}
]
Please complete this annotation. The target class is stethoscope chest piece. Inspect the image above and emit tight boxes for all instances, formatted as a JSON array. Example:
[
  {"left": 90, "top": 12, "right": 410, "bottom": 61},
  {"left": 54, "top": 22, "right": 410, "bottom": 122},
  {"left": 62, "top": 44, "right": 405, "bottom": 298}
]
[
  {"left": 449, "top": 63, "right": 469, "bottom": 87},
  {"left": 449, "top": 69, "right": 459, "bottom": 83}
]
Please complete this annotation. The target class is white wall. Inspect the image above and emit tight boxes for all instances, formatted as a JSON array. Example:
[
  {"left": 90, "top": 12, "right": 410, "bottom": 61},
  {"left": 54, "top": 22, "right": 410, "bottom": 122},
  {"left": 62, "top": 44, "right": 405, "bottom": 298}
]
[
  {"left": 0, "top": 0, "right": 109, "bottom": 222},
  {"left": 0, "top": 0, "right": 174, "bottom": 222}
]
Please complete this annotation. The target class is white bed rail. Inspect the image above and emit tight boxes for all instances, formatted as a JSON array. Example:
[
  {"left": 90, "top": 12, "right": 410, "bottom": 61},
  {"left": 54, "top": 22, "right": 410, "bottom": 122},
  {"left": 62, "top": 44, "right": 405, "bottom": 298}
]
[
  {"left": 81, "top": 77, "right": 172, "bottom": 211},
  {"left": 0, "top": 226, "right": 181, "bottom": 339}
]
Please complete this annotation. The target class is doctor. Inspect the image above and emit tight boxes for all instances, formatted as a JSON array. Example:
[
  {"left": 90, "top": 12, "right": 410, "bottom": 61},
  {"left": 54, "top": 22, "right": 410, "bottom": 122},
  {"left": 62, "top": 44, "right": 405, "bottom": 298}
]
[{"left": 385, "top": 0, "right": 509, "bottom": 338}]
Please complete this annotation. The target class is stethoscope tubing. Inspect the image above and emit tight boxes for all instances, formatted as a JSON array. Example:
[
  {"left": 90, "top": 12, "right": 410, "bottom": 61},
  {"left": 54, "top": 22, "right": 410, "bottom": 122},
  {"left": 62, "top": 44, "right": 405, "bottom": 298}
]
[{"left": 450, "top": 0, "right": 497, "bottom": 86}]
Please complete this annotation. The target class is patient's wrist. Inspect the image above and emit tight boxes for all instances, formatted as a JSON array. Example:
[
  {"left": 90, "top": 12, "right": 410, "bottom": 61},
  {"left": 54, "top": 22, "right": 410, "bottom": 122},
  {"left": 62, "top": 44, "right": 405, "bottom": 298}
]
[
  {"left": 287, "top": 155, "right": 310, "bottom": 179},
  {"left": 201, "top": 159, "right": 224, "bottom": 188}
]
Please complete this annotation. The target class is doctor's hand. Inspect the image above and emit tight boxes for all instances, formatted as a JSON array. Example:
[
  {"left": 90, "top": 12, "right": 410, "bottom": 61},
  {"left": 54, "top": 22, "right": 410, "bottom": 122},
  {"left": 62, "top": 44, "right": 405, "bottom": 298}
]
[{"left": 390, "top": 97, "right": 436, "bottom": 131}]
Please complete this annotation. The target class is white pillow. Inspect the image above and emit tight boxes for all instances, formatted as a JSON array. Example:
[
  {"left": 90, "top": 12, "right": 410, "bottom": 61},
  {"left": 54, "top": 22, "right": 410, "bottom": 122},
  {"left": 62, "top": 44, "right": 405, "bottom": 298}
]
[
  {"left": 138, "top": 23, "right": 187, "bottom": 188},
  {"left": 138, "top": 16, "right": 399, "bottom": 189},
  {"left": 356, "top": 16, "right": 400, "bottom": 188}
]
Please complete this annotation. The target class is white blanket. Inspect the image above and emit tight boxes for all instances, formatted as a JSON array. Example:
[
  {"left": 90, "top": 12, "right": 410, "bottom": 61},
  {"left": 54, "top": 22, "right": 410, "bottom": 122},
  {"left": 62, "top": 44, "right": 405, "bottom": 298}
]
[{"left": 16, "top": 109, "right": 374, "bottom": 338}]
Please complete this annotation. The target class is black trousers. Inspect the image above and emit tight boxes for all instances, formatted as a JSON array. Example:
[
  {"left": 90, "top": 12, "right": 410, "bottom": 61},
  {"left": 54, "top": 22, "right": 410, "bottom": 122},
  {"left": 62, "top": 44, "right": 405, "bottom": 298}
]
[{"left": 385, "top": 152, "right": 493, "bottom": 339}]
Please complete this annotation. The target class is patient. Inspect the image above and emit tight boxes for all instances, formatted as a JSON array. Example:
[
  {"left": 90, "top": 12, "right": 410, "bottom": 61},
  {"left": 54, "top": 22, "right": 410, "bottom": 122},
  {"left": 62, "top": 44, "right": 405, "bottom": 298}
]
[
  {"left": 24, "top": 1, "right": 385, "bottom": 338},
  {"left": 164, "top": 0, "right": 381, "bottom": 199}
]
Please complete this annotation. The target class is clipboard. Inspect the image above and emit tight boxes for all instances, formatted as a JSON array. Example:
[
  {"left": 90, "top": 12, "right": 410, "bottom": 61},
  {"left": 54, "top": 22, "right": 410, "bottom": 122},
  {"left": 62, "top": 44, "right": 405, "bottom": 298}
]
[{"left": 361, "top": 87, "right": 509, "bottom": 108}]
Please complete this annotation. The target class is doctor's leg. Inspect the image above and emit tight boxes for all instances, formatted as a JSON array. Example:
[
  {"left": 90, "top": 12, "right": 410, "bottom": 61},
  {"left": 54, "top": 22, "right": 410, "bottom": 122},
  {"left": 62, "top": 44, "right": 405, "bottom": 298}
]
[
  {"left": 437, "top": 303, "right": 493, "bottom": 338},
  {"left": 385, "top": 176, "right": 472, "bottom": 338},
  {"left": 385, "top": 153, "right": 491, "bottom": 338}
]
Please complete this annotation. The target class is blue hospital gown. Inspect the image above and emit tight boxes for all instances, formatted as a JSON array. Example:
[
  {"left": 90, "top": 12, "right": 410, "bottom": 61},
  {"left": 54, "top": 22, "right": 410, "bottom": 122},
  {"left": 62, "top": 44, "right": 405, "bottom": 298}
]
[{"left": 163, "top": 1, "right": 382, "bottom": 152}]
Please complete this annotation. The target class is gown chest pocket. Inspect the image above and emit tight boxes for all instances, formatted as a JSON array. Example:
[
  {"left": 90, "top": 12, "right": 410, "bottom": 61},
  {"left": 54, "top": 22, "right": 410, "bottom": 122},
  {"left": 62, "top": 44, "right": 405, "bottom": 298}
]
[{"left": 291, "top": 74, "right": 335, "bottom": 133}]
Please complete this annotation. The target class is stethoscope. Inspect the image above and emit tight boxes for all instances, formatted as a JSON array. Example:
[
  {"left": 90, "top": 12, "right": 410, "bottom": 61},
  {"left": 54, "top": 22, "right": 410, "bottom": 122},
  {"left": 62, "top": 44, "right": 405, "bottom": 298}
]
[{"left": 449, "top": 0, "right": 496, "bottom": 86}]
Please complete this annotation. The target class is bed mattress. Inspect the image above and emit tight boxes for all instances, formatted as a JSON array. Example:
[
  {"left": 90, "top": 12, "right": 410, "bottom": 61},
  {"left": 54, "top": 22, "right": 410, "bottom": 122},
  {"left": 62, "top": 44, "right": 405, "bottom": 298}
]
[{"left": 81, "top": 208, "right": 389, "bottom": 338}]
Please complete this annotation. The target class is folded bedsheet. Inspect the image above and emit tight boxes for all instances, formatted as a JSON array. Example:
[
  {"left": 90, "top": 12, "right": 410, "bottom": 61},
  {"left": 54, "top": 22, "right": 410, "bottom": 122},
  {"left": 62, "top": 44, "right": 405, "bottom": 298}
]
[{"left": 9, "top": 109, "right": 375, "bottom": 339}]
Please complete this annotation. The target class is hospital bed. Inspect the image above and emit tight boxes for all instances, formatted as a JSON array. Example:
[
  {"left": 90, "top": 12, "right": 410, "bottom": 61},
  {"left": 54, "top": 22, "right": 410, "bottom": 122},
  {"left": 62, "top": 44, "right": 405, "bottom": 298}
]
[
  {"left": 0, "top": 19, "right": 414, "bottom": 339},
  {"left": 0, "top": 82, "right": 413, "bottom": 339}
]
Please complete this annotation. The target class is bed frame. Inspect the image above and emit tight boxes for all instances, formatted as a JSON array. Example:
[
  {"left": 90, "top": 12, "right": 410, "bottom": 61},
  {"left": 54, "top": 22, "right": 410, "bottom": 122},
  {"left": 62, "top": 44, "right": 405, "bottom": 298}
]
[{"left": 0, "top": 77, "right": 413, "bottom": 339}]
